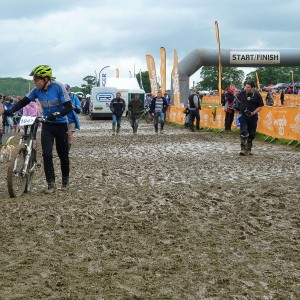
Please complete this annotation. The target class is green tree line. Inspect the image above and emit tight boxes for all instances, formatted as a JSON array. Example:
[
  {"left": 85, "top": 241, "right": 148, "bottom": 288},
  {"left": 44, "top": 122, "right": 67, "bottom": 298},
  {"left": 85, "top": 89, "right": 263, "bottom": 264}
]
[
  {"left": 0, "top": 72, "right": 151, "bottom": 97},
  {"left": 0, "top": 77, "right": 32, "bottom": 96},
  {"left": 196, "top": 66, "right": 300, "bottom": 91}
]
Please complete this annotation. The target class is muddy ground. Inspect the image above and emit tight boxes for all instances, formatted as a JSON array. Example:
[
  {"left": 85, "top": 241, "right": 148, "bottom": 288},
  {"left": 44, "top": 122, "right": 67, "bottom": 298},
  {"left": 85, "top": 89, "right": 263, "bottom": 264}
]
[{"left": 0, "top": 115, "right": 299, "bottom": 300}]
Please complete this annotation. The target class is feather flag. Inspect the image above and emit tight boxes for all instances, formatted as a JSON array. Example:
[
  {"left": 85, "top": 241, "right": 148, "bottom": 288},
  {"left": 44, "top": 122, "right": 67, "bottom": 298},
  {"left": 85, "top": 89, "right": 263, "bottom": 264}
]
[
  {"left": 256, "top": 72, "right": 261, "bottom": 91},
  {"left": 215, "top": 21, "right": 222, "bottom": 104},
  {"left": 146, "top": 54, "right": 158, "bottom": 96},
  {"left": 172, "top": 49, "right": 180, "bottom": 106},
  {"left": 160, "top": 47, "right": 166, "bottom": 95}
]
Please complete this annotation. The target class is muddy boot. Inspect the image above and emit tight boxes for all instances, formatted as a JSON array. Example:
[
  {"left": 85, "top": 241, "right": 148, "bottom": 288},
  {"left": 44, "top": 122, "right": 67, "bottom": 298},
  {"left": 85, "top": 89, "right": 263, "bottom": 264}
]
[
  {"left": 190, "top": 124, "right": 195, "bottom": 132},
  {"left": 116, "top": 126, "right": 120, "bottom": 135},
  {"left": 112, "top": 125, "right": 116, "bottom": 135},
  {"left": 239, "top": 136, "right": 248, "bottom": 156},
  {"left": 196, "top": 122, "right": 200, "bottom": 130},
  {"left": 246, "top": 139, "right": 253, "bottom": 155},
  {"left": 133, "top": 125, "right": 138, "bottom": 134},
  {"left": 45, "top": 182, "right": 56, "bottom": 194},
  {"left": 154, "top": 124, "right": 158, "bottom": 134},
  {"left": 61, "top": 176, "right": 69, "bottom": 190},
  {"left": 160, "top": 123, "right": 164, "bottom": 134}
]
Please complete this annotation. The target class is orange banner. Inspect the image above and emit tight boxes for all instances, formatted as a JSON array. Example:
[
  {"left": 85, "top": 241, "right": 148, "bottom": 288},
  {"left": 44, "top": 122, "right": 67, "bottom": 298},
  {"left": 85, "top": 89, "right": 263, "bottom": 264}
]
[
  {"left": 166, "top": 105, "right": 300, "bottom": 141},
  {"left": 146, "top": 54, "right": 158, "bottom": 96},
  {"left": 258, "top": 106, "right": 300, "bottom": 140},
  {"left": 172, "top": 49, "right": 180, "bottom": 107},
  {"left": 160, "top": 47, "right": 166, "bottom": 95}
]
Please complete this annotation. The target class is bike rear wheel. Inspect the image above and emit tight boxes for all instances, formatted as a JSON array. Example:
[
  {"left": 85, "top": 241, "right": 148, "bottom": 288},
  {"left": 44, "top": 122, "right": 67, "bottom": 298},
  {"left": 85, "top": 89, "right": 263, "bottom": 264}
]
[
  {"left": 7, "top": 144, "right": 27, "bottom": 198},
  {"left": 25, "top": 148, "right": 37, "bottom": 193}
]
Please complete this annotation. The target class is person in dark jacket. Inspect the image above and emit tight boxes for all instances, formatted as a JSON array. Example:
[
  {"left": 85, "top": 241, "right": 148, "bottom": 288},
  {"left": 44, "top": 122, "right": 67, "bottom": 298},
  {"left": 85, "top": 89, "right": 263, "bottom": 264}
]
[
  {"left": 237, "top": 80, "right": 264, "bottom": 156},
  {"left": 280, "top": 89, "right": 285, "bottom": 106},
  {"left": 149, "top": 90, "right": 168, "bottom": 134},
  {"left": 188, "top": 88, "right": 201, "bottom": 131},
  {"left": 128, "top": 94, "right": 143, "bottom": 134},
  {"left": 110, "top": 91, "right": 126, "bottom": 135}
]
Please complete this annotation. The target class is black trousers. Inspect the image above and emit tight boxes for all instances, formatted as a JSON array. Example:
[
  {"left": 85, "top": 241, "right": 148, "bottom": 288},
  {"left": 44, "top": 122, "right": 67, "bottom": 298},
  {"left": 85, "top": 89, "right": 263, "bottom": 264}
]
[
  {"left": 189, "top": 109, "right": 200, "bottom": 129},
  {"left": 41, "top": 122, "right": 69, "bottom": 183},
  {"left": 224, "top": 112, "right": 234, "bottom": 131}
]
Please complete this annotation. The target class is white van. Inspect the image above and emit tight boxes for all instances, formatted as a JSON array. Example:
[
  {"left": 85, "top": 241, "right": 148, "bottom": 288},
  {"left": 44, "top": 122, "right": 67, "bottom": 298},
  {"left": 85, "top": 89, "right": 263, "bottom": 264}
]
[{"left": 90, "top": 87, "right": 117, "bottom": 119}]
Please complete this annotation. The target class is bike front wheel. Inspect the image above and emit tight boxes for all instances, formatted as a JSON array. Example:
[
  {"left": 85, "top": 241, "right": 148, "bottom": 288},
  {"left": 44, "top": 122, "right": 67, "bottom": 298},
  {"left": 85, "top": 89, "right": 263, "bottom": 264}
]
[
  {"left": 7, "top": 144, "right": 28, "bottom": 198},
  {"left": 25, "top": 148, "right": 37, "bottom": 193}
]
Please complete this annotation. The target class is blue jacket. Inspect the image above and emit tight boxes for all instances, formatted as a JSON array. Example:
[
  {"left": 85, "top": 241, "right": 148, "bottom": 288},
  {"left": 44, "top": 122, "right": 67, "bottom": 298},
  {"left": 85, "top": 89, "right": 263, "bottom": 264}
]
[
  {"left": 27, "top": 80, "right": 70, "bottom": 124},
  {"left": 67, "top": 92, "right": 81, "bottom": 130}
]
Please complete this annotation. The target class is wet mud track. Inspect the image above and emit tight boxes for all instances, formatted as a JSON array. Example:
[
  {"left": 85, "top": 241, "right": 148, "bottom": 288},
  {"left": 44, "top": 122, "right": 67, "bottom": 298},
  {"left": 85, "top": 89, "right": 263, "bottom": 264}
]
[{"left": 0, "top": 115, "right": 299, "bottom": 299}]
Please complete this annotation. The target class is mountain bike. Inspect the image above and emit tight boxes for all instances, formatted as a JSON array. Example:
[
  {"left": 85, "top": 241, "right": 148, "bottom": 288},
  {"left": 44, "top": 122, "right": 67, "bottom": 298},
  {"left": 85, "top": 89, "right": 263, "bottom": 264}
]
[
  {"left": 140, "top": 106, "right": 153, "bottom": 124},
  {"left": 7, "top": 116, "right": 44, "bottom": 198}
]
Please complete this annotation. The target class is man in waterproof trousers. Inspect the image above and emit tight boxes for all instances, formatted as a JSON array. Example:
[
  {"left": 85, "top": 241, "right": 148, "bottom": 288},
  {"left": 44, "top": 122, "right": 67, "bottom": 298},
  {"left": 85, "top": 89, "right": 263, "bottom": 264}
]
[
  {"left": 188, "top": 88, "right": 201, "bottom": 131},
  {"left": 128, "top": 94, "right": 143, "bottom": 134},
  {"left": 110, "top": 92, "right": 126, "bottom": 135},
  {"left": 237, "top": 80, "right": 264, "bottom": 156}
]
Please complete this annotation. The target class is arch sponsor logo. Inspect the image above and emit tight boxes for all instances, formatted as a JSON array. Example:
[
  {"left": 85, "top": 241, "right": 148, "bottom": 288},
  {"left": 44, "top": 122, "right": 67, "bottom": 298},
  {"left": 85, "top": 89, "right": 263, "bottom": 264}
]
[
  {"left": 96, "top": 92, "right": 114, "bottom": 102},
  {"left": 230, "top": 51, "right": 280, "bottom": 65}
]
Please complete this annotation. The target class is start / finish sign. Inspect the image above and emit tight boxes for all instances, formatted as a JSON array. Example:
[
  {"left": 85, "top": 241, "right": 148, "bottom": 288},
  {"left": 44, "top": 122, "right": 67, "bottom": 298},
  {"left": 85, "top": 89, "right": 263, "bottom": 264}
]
[{"left": 230, "top": 51, "right": 280, "bottom": 64}]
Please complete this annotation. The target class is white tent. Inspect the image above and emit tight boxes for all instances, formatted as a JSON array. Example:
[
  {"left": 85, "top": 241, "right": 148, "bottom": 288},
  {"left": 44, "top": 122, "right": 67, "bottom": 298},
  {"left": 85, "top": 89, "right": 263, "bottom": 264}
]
[{"left": 105, "top": 77, "right": 143, "bottom": 91}]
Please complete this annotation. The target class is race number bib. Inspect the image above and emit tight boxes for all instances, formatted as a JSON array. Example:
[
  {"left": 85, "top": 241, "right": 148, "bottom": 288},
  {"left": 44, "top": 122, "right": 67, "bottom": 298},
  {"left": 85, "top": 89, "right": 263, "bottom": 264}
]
[{"left": 19, "top": 116, "right": 36, "bottom": 126}]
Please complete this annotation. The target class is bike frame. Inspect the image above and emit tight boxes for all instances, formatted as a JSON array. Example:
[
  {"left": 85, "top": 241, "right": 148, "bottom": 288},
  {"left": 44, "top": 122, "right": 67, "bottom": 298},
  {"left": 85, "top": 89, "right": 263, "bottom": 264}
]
[{"left": 16, "top": 118, "right": 40, "bottom": 176}]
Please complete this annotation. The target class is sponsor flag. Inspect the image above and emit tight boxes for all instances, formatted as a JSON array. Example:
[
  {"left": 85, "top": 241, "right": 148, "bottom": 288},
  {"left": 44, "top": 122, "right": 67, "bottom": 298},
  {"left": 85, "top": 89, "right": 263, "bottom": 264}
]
[
  {"left": 256, "top": 72, "right": 261, "bottom": 91},
  {"left": 139, "top": 69, "right": 143, "bottom": 89},
  {"left": 172, "top": 49, "right": 180, "bottom": 106},
  {"left": 160, "top": 47, "right": 166, "bottom": 95},
  {"left": 146, "top": 54, "right": 158, "bottom": 96},
  {"left": 215, "top": 21, "right": 222, "bottom": 104}
]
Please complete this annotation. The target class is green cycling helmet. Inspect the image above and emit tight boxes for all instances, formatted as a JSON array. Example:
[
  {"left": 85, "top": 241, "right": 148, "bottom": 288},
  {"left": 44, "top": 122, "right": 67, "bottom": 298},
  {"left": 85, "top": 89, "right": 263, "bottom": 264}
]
[{"left": 29, "top": 65, "right": 52, "bottom": 78}]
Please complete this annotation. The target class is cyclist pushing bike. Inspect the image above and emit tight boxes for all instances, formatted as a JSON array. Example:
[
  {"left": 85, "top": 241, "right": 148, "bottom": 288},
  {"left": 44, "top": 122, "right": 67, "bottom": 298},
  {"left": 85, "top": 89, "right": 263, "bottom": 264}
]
[{"left": 4, "top": 65, "right": 73, "bottom": 194}]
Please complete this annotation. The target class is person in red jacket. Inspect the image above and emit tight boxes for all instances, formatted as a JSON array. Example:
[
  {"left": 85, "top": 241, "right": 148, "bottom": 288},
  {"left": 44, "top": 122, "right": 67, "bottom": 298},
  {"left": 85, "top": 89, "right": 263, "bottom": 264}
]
[{"left": 224, "top": 87, "right": 235, "bottom": 132}]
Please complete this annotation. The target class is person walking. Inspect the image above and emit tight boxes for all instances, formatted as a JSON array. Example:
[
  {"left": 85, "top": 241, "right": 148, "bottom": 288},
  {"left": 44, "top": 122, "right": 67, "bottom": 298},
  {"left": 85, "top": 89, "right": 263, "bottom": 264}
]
[
  {"left": 4, "top": 65, "right": 73, "bottom": 193},
  {"left": 128, "top": 94, "right": 143, "bottom": 134},
  {"left": 110, "top": 91, "right": 126, "bottom": 135},
  {"left": 83, "top": 95, "right": 90, "bottom": 115},
  {"left": 280, "top": 89, "right": 285, "bottom": 106},
  {"left": 149, "top": 90, "right": 168, "bottom": 134},
  {"left": 188, "top": 88, "right": 201, "bottom": 131},
  {"left": 237, "top": 80, "right": 264, "bottom": 156},
  {"left": 65, "top": 84, "right": 81, "bottom": 151}
]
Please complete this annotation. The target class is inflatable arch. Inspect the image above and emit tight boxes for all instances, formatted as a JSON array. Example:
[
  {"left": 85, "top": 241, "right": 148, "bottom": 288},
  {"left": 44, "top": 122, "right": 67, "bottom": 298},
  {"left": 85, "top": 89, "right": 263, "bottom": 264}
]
[{"left": 178, "top": 48, "right": 300, "bottom": 103}]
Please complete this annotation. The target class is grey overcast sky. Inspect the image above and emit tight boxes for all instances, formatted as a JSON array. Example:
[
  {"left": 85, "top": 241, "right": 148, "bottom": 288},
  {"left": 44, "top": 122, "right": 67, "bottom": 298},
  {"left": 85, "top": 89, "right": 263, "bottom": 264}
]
[{"left": 1, "top": 0, "right": 299, "bottom": 89}]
